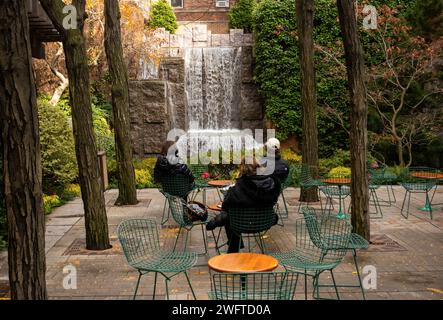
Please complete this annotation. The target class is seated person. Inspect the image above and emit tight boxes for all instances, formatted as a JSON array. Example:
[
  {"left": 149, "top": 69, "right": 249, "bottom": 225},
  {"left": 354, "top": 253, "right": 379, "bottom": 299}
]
[
  {"left": 206, "top": 156, "right": 281, "bottom": 253},
  {"left": 259, "top": 138, "right": 289, "bottom": 184},
  {"left": 154, "top": 140, "right": 195, "bottom": 198}
]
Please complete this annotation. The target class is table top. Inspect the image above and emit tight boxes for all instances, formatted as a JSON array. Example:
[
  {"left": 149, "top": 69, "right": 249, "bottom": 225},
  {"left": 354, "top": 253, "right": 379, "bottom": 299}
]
[
  {"left": 208, "top": 253, "right": 279, "bottom": 273},
  {"left": 207, "top": 180, "right": 234, "bottom": 187},
  {"left": 410, "top": 172, "right": 443, "bottom": 180},
  {"left": 323, "top": 177, "right": 351, "bottom": 185},
  {"left": 208, "top": 202, "right": 223, "bottom": 212}
]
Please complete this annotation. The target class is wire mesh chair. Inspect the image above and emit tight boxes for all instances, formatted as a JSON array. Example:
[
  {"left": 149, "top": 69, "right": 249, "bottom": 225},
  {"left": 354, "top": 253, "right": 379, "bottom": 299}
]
[
  {"left": 228, "top": 207, "right": 277, "bottom": 253},
  {"left": 274, "top": 166, "right": 296, "bottom": 226},
  {"left": 367, "top": 161, "right": 398, "bottom": 206},
  {"left": 208, "top": 271, "right": 298, "bottom": 300},
  {"left": 400, "top": 167, "right": 438, "bottom": 219},
  {"left": 319, "top": 170, "right": 351, "bottom": 219},
  {"left": 368, "top": 171, "right": 384, "bottom": 219},
  {"left": 117, "top": 219, "right": 198, "bottom": 300},
  {"left": 301, "top": 207, "right": 369, "bottom": 300},
  {"left": 159, "top": 173, "right": 195, "bottom": 225},
  {"left": 189, "top": 164, "right": 210, "bottom": 205},
  {"left": 298, "top": 164, "right": 324, "bottom": 213},
  {"left": 271, "top": 213, "right": 352, "bottom": 300},
  {"left": 165, "top": 193, "right": 217, "bottom": 255}
]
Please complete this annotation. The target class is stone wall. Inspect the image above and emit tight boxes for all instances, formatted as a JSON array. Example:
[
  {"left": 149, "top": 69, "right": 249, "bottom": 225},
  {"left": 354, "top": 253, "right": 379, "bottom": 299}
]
[{"left": 129, "top": 29, "right": 264, "bottom": 158}]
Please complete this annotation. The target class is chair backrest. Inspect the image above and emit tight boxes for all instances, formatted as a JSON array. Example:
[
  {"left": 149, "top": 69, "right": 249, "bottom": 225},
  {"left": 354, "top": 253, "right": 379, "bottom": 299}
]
[
  {"left": 402, "top": 166, "right": 437, "bottom": 190},
  {"left": 165, "top": 193, "right": 193, "bottom": 227},
  {"left": 117, "top": 219, "right": 160, "bottom": 266},
  {"left": 228, "top": 207, "right": 276, "bottom": 235},
  {"left": 210, "top": 271, "right": 298, "bottom": 300},
  {"left": 294, "top": 215, "right": 351, "bottom": 266},
  {"left": 160, "top": 173, "right": 194, "bottom": 198}
]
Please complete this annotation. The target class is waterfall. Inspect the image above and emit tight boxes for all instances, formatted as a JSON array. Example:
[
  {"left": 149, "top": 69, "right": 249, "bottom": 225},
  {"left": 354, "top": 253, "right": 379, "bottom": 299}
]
[{"left": 184, "top": 47, "right": 242, "bottom": 130}]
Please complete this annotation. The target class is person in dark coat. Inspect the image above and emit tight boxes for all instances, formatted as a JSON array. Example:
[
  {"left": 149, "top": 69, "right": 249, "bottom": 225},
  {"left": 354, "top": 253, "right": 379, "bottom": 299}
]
[
  {"left": 154, "top": 141, "right": 195, "bottom": 198},
  {"left": 259, "top": 138, "right": 289, "bottom": 184},
  {"left": 206, "top": 156, "right": 281, "bottom": 253}
]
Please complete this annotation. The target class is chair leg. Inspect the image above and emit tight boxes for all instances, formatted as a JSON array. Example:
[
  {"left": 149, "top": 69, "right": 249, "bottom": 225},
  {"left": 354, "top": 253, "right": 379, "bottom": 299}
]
[
  {"left": 165, "top": 277, "right": 170, "bottom": 300},
  {"left": 304, "top": 271, "right": 308, "bottom": 300},
  {"left": 374, "top": 188, "right": 383, "bottom": 218},
  {"left": 329, "top": 270, "right": 340, "bottom": 300},
  {"left": 426, "top": 191, "right": 433, "bottom": 220},
  {"left": 201, "top": 224, "right": 208, "bottom": 255},
  {"left": 173, "top": 227, "right": 182, "bottom": 252},
  {"left": 390, "top": 185, "right": 397, "bottom": 203},
  {"left": 352, "top": 250, "right": 366, "bottom": 300},
  {"left": 184, "top": 271, "right": 197, "bottom": 300},
  {"left": 161, "top": 198, "right": 170, "bottom": 225},
  {"left": 133, "top": 271, "right": 143, "bottom": 300},
  {"left": 400, "top": 190, "right": 409, "bottom": 219},
  {"left": 281, "top": 191, "right": 289, "bottom": 218},
  {"left": 153, "top": 272, "right": 158, "bottom": 300}
]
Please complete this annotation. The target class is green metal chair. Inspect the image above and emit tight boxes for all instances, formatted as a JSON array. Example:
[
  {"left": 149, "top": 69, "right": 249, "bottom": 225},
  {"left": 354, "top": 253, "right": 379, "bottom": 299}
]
[
  {"left": 400, "top": 167, "right": 438, "bottom": 220},
  {"left": 165, "top": 193, "right": 217, "bottom": 256},
  {"left": 298, "top": 164, "right": 324, "bottom": 213},
  {"left": 368, "top": 162, "right": 397, "bottom": 206},
  {"left": 117, "top": 219, "right": 198, "bottom": 300},
  {"left": 368, "top": 172, "right": 384, "bottom": 219},
  {"left": 159, "top": 173, "right": 195, "bottom": 225},
  {"left": 274, "top": 166, "right": 296, "bottom": 226},
  {"left": 228, "top": 207, "right": 277, "bottom": 253},
  {"left": 189, "top": 164, "right": 210, "bottom": 205},
  {"left": 208, "top": 271, "right": 298, "bottom": 300},
  {"left": 271, "top": 213, "right": 352, "bottom": 300},
  {"left": 302, "top": 207, "right": 369, "bottom": 300}
]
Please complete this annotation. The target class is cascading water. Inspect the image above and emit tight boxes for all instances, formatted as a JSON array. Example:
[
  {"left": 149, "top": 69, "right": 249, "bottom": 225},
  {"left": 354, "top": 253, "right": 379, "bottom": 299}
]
[{"left": 178, "top": 47, "right": 251, "bottom": 158}]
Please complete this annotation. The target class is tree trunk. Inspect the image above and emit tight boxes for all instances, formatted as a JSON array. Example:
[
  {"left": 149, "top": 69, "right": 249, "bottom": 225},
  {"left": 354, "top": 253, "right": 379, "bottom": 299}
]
[
  {"left": 337, "top": 0, "right": 370, "bottom": 240},
  {"left": 297, "top": 0, "right": 319, "bottom": 202},
  {"left": 40, "top": 0, "right": 111, "bottom": 250},
  {"left": 104, "top": 0, "right": 138, "bottom": 206},
  {"left": 0, "top": 0, "right": 47, "bottom": 299},
  {"left": 397, "top": 140, "right": 405, "bottom": 166}
]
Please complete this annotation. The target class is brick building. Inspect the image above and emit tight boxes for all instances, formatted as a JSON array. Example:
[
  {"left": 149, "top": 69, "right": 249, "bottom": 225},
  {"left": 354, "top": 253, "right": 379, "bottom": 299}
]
[{"left": 144, "top": 0, "right": 235, "bottom": 34}]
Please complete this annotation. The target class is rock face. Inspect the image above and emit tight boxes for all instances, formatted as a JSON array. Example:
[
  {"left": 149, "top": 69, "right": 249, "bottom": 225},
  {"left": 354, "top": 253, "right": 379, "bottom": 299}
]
[{"left": 129, "top": 29, "right": 264, "bottom": 157}]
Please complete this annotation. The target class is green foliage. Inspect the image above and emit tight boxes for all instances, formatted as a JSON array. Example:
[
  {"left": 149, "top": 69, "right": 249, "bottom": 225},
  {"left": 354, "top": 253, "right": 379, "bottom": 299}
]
[
  {"left": 135, "top": 169, "right": 154, "bottom": 188},
  {"left": 38, "top": 97, "right": 78, "bottom": 191},
  {"left": 328, "top": 167, "right": 352, "bottom": 178},
  {"left": 253, "top": 0, "right": 301, "bottom": 141},
  {"left": 319, "top": 150, "right": 351, "bottom": 175},
  {"left": 229, "top": 0, "right": 256, "bottom": 33},
  {"left": 408, "top": 0, "right": 443, "bottom": 41},
  {"left": 43, "top": 194, "right": 63, "bottom": 215},
  {"left": 281, "top": 148, "right": 302, "bottom": 164},
  {"left": 148, "top": 0, "right": 178, "bottom": 34}
]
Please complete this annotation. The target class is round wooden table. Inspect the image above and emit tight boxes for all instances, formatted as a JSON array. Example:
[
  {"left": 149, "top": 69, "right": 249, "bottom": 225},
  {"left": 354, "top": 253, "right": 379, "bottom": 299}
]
[
  {"left": 322, "top": 178, "right": 351, "bottom": 219},
  {"left": 207, "top": 180, "right": 234, "bottom": 188},
  {"left": 208, "top": 253, "right": 279, "bottom": 273},
  {"left": 208, "top": 202, "right": 223, "bottom": 212}
]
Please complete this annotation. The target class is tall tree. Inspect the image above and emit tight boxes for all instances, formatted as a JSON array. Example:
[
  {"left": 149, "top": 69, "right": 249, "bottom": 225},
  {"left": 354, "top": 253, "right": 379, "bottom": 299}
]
[
  {"left": 0, "top": 0, "right": 47, "bottom": 299},
  {"left": 337, "top": 0, "right": 370, "bottom": 239},
  {"left": 40, "top": 0, "right": 110, "bottom": 250},
  {"left": 297, "top": 0, "right": 319, "bottom": 203},
  {"left": 104, "top": 0, "right": 138, "bottom": 206}
]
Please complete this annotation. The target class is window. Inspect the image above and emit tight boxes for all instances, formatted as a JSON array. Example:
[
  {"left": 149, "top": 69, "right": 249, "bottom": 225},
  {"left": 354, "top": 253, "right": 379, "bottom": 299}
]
[
  {"left": 215, "top": 0, "right": 229, "bottom": 8},
  {"left": 170, "top": 0, "right": 183, "bottom": 8}
]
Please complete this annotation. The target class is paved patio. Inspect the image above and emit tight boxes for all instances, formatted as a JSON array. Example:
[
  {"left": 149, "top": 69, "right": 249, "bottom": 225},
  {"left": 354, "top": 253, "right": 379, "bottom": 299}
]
[{"left": 1, "top": 185, "right": 443, "bottom": 300}]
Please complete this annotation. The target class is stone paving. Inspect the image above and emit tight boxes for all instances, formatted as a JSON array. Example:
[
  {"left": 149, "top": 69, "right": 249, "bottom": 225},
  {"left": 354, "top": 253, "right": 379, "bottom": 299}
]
[{"left": 0, "top": 185, "right": 443, "bottom": 300}]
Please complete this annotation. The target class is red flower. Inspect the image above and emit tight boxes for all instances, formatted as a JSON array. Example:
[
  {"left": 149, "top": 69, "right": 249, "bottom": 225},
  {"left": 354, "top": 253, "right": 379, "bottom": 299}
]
[{"left": 201, "top": 172, "right": 210, "bottom": 179}]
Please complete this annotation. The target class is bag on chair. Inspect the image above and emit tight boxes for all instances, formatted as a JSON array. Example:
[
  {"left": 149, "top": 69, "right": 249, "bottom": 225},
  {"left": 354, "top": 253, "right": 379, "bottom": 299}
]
[{"left": 186, "top": 201, "right": 208, "bottom": 222}]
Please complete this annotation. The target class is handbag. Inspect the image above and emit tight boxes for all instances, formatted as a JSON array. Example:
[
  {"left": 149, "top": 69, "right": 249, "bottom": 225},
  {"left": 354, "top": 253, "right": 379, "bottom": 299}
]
[{"left": 186, "top": 201, "right": 208, "bottom": 222}]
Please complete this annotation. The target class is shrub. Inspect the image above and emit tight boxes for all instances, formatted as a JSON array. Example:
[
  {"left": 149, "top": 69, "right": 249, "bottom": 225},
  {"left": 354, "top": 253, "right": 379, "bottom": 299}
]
[
  {"left": 135, "top": 169, "right": 153, "bottom": 189},
  {"left": 93, "top": 103, "right": 115, "bottom": 160},
  {"left": 281, "top": 149, "right": 302, "bottom": 164},
  {"left": 148, "top": 0, "right": 178, "bottom": 33},
  {"left": 229, "top": 0, "right": 256, "bottom": 33},
  {"left": 319, "top": 149, "right": 351, "bottom": 175},
  {"left": 38, "top": 98, "right": 78, "bottom": 191},
  {"left": 328, "top": 167, "right": 351, "bottom": 178},
  {"left": 64, "top": 184, "right": 81, "bottom": 198},
  {"left": 43, "top": 194, "right": 63, "bottom": 215}
]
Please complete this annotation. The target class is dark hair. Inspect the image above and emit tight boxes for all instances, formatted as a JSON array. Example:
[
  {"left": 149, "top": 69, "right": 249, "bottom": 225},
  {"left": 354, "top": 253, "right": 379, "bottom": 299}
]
[
  {"left": 161, "top": 141, "right": 176, "bottom": 156},
  {"left": 239, "top": 156, "right": 260, "bottom": 177}
]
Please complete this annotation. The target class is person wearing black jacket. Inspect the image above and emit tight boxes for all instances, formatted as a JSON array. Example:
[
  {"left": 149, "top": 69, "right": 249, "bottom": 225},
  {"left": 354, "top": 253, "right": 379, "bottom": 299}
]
[
  {"left": 154, "top": 141, "right": 195, "bottom": 198},
  {"left": 259, "top": 138, "right": 289, "bottom": 184},
  {"left": 206, "top": 156, "right": 281, "bottom": 253}
]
